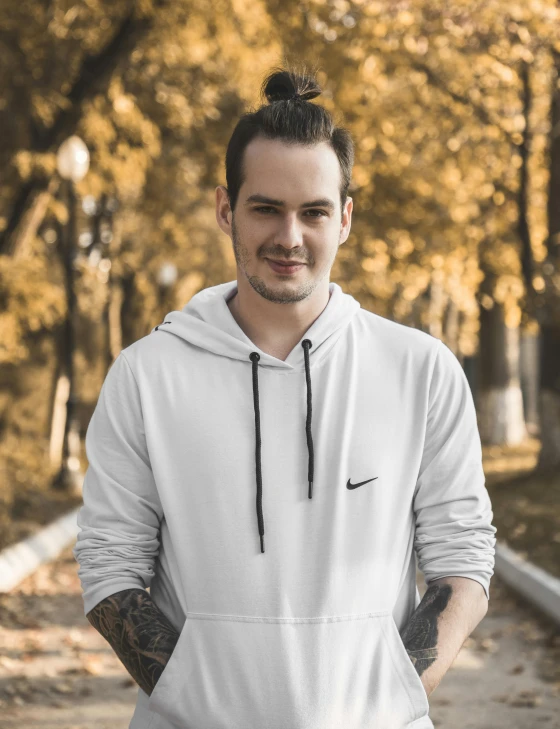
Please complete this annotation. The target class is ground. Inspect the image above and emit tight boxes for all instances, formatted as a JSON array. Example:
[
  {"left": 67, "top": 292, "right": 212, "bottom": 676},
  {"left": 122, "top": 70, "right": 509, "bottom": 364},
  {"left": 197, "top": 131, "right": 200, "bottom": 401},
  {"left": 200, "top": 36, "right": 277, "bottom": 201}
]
[{"left": 0, "top": 543, "right": 559, "bottom": 729}]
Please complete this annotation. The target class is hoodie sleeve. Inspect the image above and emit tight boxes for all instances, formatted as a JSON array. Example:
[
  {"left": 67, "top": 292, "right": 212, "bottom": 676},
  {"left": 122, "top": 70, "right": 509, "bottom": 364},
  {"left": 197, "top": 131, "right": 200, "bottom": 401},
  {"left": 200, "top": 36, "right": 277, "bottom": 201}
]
[
  {"left": 73, "top": 351, "right": 163, "bottom": 616},
  {"left": 413, "top": 340, "right": 497, "bottom": 601}
]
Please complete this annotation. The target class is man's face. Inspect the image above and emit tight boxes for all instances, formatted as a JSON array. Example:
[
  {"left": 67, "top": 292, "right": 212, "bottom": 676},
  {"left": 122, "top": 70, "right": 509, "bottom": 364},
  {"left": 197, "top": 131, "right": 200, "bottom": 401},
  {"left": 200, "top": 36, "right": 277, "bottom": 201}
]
[{"left": 216, "top": 137, "right": 353, "bottom": 304}]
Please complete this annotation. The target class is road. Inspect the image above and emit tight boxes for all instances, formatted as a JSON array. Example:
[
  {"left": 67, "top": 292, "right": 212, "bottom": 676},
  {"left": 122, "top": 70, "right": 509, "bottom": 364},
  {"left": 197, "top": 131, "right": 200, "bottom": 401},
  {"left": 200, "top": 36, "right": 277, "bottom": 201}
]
[{"left": 0, "top": 543, "right": 559, "bottom": 728}]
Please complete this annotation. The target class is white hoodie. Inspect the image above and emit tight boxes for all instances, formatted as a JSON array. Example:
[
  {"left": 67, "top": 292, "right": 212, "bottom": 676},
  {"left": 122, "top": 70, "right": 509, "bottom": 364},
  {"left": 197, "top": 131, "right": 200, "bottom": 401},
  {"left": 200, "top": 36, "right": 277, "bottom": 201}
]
[{"left": 73, "top": 279, "right": 497, "bottom": 729}]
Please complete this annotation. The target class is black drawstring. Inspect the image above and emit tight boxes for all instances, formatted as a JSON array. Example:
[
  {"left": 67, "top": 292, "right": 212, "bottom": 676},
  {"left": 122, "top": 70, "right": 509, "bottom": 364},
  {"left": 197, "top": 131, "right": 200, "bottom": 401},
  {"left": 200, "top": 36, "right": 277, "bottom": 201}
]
[
  {"left": 249, "top": 340, "right": 314, "bottom": 553},
  {"left": 249, "top": 351, "right": 264, "bottom": 553},
  {"left": 302, "top": 339, "right": 314, "bottom": 499}
]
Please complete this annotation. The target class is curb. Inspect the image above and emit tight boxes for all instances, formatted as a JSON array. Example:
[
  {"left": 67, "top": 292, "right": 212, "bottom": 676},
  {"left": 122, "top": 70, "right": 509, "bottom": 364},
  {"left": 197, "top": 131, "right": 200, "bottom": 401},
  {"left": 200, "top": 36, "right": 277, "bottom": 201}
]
[
  {"left": 0, "top": 507, "right": 80, "bottom": 592},
  {"left": 493, "top": 541, "right": 560, "bottom": 625}
]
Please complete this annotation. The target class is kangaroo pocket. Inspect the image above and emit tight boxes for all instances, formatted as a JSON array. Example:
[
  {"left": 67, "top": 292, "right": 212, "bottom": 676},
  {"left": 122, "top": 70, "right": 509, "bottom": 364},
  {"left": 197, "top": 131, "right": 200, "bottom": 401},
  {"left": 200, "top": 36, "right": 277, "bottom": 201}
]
[{"left": 147, "top": 610, "right": 430, "bottom": 729}]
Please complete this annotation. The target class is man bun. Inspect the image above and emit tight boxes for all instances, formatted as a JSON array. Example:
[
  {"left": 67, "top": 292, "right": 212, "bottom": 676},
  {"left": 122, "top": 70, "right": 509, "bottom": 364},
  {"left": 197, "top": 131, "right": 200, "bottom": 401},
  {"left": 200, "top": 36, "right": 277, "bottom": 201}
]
[
  {"left": 225, "top": 63, "right": 354, "bottom": 215},
  {"left": 261, "top": 67, "right": 322, "bottom": 103}
]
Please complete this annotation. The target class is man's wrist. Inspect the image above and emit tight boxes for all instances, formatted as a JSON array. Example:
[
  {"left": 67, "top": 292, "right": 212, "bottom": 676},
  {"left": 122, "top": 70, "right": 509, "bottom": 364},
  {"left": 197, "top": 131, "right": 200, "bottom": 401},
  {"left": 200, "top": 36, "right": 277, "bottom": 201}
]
[{"left": 87, "top": 588, "right": 180, "bottom": 696}]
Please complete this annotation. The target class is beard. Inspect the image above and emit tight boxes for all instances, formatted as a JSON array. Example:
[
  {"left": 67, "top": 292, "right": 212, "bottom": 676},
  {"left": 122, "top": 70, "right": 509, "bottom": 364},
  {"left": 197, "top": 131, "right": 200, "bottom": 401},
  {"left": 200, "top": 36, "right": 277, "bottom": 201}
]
[{"left": 230, "top": 216, "right": 320, "bottom": 304}]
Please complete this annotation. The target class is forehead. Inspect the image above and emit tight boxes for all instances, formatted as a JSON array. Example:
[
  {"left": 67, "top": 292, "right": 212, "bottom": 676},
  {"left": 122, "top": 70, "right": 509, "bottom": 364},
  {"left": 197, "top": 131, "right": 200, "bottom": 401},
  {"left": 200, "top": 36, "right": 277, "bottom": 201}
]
[{"left": 241, "top": 137, "right": 341, "bottom": 202}]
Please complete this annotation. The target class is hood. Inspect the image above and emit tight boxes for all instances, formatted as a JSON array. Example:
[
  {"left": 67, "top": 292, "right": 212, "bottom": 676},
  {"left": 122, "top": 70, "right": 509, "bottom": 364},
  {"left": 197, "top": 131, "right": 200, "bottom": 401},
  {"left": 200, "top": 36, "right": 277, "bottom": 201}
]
[
  {"left": 151, "top": 279, "right": 360, "bottom": 371},
  {"left": 151, "top": 279, "right": 361, "bottom": 552}
]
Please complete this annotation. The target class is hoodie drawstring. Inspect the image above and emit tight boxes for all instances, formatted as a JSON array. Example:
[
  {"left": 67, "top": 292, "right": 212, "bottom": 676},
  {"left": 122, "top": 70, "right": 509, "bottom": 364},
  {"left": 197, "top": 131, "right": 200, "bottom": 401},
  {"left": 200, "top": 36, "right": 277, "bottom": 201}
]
[{"left": 249, "top": 339, "right": 314, "bottom": 553}]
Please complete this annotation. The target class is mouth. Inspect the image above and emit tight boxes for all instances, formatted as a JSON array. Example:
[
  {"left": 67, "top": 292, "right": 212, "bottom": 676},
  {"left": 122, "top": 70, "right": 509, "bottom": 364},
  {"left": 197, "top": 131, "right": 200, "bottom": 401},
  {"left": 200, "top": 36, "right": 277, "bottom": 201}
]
[{"left": 266, "top": 259, "right": 306, "bottom": 275}]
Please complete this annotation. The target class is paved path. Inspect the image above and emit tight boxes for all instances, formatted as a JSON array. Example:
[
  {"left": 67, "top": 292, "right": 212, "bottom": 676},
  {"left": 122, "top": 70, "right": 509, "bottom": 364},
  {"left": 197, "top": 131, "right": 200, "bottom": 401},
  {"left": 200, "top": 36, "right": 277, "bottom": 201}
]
[{"left": 0, "top": 544, "right": 559, "bottom": 728}]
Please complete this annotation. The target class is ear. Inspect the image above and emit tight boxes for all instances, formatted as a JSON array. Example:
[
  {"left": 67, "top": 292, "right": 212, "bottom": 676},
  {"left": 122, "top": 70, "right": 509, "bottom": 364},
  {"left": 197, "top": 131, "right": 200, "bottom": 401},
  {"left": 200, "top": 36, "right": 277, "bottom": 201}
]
[
  {"left": 339, "top": 197, "right": 353, "bottom": 244},
  {"left": 215, "top": 186, "right": 233, "bottom": 236}
]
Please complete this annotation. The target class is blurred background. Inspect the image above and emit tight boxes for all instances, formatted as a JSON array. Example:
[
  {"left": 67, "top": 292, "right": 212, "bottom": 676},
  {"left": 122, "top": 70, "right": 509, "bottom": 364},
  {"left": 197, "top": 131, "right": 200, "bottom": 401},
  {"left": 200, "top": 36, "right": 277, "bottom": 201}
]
[{"left": 1, "top": 1, "right": 560, "bottom": 727}]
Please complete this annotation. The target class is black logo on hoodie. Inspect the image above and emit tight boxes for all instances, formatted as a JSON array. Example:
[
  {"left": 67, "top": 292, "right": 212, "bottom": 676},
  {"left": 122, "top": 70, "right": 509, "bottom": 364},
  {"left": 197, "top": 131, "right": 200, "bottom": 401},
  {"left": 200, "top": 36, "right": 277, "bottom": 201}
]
[{"left": 346, "top": 477, "right": 378, "bottom": 490}]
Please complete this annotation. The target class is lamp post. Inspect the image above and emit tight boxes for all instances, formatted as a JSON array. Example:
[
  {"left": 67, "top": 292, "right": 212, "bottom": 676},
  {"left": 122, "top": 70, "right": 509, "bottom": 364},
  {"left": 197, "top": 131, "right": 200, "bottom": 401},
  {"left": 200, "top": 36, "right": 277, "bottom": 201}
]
[
  {"left": 53, "top": 136, "right": 90, "bottom": 493},
  {"left": 157, "top": 261, "right": 178, "bottom": 312}
]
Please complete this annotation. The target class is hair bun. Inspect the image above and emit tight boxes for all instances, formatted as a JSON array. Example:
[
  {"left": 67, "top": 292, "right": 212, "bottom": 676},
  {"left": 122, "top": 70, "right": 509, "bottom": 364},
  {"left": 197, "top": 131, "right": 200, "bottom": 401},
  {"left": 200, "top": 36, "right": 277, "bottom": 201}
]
[{"left": 262, "top": 67, "right": 322, "bottom": 103}]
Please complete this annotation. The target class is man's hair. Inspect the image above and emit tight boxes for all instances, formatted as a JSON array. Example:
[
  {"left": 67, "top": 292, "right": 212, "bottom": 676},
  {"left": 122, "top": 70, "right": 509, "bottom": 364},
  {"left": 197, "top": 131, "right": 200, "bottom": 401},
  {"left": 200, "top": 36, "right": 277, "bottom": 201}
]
[{"left": 225, "top": 64, "right": 354, "bottom": 216}]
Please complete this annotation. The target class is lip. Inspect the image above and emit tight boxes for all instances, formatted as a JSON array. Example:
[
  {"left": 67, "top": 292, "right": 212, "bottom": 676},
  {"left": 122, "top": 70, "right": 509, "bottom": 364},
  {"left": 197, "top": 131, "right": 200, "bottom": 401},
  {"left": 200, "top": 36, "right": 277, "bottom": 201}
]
[{"left": 266, "top": 259, "right": 306, "bottom": 275}]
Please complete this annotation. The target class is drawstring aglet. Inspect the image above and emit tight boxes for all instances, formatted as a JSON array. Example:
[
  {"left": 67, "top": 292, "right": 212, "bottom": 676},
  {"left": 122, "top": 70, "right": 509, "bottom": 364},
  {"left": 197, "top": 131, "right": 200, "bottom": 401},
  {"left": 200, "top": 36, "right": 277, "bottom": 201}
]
[
  {"left": 308, "top": 480, "right": 313, "bottom": 499},
  {"left": 260, "top": 534, "right": 265, "bottom": 552}
]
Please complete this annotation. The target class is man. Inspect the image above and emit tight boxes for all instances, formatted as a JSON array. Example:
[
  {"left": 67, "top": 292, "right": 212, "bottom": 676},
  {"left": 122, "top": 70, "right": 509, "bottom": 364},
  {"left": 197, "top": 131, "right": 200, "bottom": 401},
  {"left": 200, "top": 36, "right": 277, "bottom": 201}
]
[{"left": 74, "top": 67, "right": 496, "bottom": 729}]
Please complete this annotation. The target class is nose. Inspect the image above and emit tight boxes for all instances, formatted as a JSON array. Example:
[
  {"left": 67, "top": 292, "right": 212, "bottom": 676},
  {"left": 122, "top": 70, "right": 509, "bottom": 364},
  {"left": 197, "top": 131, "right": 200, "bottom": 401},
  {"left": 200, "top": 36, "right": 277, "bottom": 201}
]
[{"left": 273, "top": 213, "right": 304, "bottom": 250}]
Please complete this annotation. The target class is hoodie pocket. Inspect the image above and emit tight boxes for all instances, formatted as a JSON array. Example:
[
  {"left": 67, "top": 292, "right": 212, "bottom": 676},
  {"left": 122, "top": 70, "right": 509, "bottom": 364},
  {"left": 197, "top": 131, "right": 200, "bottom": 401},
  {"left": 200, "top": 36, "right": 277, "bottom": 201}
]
[
  {"left": 147, "top": 610, "right": 430, "bottom": 729},
  {"left": 146, "top": 617, "right": 192, "bottom": 719},
  {"left": 380, "top": 616, "right": 430, "bottom": 720}
]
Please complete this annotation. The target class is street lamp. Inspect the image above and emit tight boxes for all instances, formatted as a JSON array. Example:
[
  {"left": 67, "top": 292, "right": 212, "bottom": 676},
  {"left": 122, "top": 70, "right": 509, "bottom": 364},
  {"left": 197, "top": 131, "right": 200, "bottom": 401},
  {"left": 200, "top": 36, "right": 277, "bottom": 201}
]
[
  {"left": 52, "top": 136, "right": 90, "bottom": 494},
  {"left": 157, "top": 261, "right": 178, "bottom": 288},
  {"left": 157, "top": 261, "right": 178, "bottom": 313}
]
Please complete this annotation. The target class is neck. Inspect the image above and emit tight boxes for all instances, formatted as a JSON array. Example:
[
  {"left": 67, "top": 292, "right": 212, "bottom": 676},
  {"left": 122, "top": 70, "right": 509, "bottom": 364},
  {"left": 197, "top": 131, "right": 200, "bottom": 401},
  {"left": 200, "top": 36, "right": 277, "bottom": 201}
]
[{"left": 227, "top": 277, "right": 332, "bottom": 361}]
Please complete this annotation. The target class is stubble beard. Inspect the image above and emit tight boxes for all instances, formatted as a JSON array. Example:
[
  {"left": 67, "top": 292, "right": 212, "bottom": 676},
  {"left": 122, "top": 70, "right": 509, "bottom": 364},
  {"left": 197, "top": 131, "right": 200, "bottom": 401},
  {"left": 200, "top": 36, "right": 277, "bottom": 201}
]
[{"left": 231, "top": 216, "right": 319, "bottom": 304}]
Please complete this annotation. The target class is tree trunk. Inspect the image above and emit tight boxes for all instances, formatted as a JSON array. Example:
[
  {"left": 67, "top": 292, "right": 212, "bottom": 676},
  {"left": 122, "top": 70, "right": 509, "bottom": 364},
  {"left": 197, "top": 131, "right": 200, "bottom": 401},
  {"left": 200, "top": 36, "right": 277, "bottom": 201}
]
[
  {"left": 48, "top": 369, "right": 70, "bottom": 470},
  {"left": 535, "top": 49, "right": 560, "bottom": 472},
  {"left": 52, "top": 181, "right": 82, "bottom": 492},
  {"left": 476, "top": 299, "right": 527, "bottom": 445},
  {"left": 102, "top": 209, "right": 124, "bottom": 372},
  {"left": 536, "top": 324, "right": 560, "bottom": 470},
  {"left": 443, "top": 297, "right": 460, "bottom": 361},
  {"left": 427, "top": 276, "right": 446, "bottom": 341},
  {"left": 519, "top": 323, "right": 540, "bottom": 437}
]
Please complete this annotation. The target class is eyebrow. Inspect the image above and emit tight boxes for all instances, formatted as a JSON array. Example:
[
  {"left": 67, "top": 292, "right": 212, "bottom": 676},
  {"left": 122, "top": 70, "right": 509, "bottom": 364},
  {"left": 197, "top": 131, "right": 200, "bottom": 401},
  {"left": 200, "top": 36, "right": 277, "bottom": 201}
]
[{"left": 244, "top": 194, "right": 336, "bottom": 212}]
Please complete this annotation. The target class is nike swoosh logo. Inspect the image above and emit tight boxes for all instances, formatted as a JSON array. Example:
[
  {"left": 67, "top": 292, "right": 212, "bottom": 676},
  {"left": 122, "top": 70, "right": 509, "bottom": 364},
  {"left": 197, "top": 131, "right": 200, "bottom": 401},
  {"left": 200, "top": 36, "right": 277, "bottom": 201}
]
[{"left": 346, "top": 477, "right": 378, "bottom": 490}]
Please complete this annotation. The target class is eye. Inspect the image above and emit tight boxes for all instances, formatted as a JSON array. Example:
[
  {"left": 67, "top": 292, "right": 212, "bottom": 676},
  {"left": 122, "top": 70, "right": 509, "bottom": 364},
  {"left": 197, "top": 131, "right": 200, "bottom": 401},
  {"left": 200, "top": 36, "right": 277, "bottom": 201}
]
[{"left": 254, "top": 207, "right": 326, "bottom": 218}]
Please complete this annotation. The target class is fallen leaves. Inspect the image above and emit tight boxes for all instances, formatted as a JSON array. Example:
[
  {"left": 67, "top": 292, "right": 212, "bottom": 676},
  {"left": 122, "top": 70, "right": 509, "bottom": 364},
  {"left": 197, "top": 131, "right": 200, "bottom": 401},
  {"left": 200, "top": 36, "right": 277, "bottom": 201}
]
[{"left": 492, "top": 689, "right": 542, "bottom": 707}]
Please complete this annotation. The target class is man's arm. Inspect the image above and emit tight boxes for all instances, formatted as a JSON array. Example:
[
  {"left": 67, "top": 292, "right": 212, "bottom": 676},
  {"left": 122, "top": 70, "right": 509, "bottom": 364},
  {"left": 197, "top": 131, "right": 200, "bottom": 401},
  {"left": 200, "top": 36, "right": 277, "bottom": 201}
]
[
  {"left": 86, "top": 587, "right": 180, "bottom": 696},
  {"left": 401, "top": 575, "right": 488, "bottom": 697}
]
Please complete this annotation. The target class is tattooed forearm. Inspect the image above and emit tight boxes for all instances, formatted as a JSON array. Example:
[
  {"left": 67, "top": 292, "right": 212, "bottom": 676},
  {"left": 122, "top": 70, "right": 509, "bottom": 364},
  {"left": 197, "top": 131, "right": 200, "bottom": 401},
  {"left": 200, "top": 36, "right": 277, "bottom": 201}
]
[
  {"left": 400, "top": 582, "right": 452, "bottom": 677},
  {"left": 86, "top": 588, "right": 180, "bottom": 696}
]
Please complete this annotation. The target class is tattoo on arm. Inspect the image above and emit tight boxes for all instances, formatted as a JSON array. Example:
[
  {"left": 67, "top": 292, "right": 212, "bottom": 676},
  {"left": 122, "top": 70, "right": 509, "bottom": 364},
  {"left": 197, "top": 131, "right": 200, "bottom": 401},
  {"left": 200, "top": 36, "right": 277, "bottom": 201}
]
[
  {"left": 86, "top": 588, "right": 180, "bottom": 696},
  {"left": 400, "top": 582, "right": 452, "bottom": 676}
]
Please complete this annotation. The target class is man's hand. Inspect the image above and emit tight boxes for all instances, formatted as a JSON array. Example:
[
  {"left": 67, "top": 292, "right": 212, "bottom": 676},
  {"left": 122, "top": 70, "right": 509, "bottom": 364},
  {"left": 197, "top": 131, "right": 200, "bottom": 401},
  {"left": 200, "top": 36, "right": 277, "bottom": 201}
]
[
  {"left": 401, "top": 576, "right": 488, "bottom": 697},
  {"left": 86, "top": 588, "right": 180, "bottom": 696}
]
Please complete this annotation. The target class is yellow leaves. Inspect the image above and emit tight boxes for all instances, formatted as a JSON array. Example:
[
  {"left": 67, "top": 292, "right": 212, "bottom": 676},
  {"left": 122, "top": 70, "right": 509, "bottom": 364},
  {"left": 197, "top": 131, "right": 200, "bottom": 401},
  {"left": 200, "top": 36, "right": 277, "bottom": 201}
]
[
  {"left": 378, "top": 137, "right": 398, "bottom": 156},
  {"left": 494, "top": 275, "right": 525, "bottom": 306},
  {"left": 351, "top": 165, "right": 372, "bottom": 188},
  {"left": 362, "top": 238, "right": 387, "bottom": 256},
  {"left": 0, "top": 256, "right": 65, "bottom": 364},
  {"left": 113, "top": 95, "right": 134, "bottom": 114},
  {"left": 415, "top": 180, "right": 433, "bottom": 197},
  {"left": 532, "top": 275, "right": 545, "bottom": 292},
  {"left": 0, "top": 312, "right": 28, "bottom": 363},
  {"left": 441, "top": 162, "right": 462, "bottom": 189},
  {"left": 81, "top": 106, "right": 117, "bottom": 145},
  {"left": 381, "top": 120, "right": 395, "bottom": 136},
  {"left": 477, "top": 182, "right": 496, "bottom": 200},
  {"left": 450, "top": 203, "right": 478, "bottom": 224},
  {"left": 361, "top": 2, "right": 384, "bottom": 16},
  {"left": 361, "top": 256, "right": 387, "bottom": 273},
  {"left": 396, "top": 10, "right": 415, "bottom": 27},
  {"left": 13, "top": 151, "right": 54, "bottom": 182},
  {"left": 390, "top": 230, "right": 414, "bottom": 259},
  {"left": 359, "top": 136, "right": 377, "bottom": 152},
  {"left": 48, "top": 198, "right": 69, "bottom": 226},
  {"left": 30, "top": 92, "right": 69, "bottom": 128}
]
